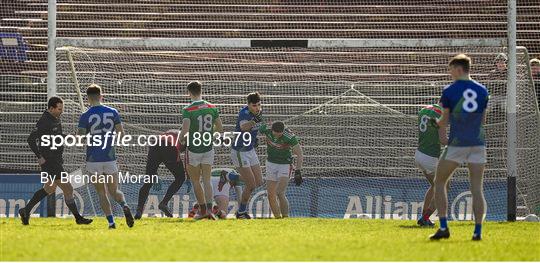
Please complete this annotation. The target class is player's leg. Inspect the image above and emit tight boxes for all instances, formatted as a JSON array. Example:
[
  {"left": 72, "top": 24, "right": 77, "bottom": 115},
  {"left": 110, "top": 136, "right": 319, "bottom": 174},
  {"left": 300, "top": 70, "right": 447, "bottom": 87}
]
[
  {"left": 19, "top": 161, "right": 59, "bottom": 225},
  {"left": 430, "top": 147, "right": 460, "bottom": 240},
  {"left": 266, "top": 180, "right": 281, "bottom": 219},
  {"left": 233, "top": 149, "right": 259, "bottom": 218},
  {"left": 214, "top": 195, "right": 229, "bottom": 219},
  {"left": 188, "top": 164, "right": 206, "bottom": 214},
  {"left": 418, "top": 171, "right": 436, "bottom": 226},
  {"left": 102, "top": 161, "right": 133, "bottom": 227},
  {"left": 200, "top": 163, "right": 215, "bottom": 219},
  {"left": 237, "top": 166, "right": 255, "bottom": 217},
  {"left": 105, "top": 168, "right": 134, "bottom": 228},
  {"left": 467, "top": 146, "right": 487, "bottom": 241},
  {"left": 211, "top": 175, "right": 230, "bottom": 219},
  {"left": 468, "top": 163, "right": 486, "bottom": 240},
  {"left": 414, "top": 150, "right": 437, "bottom": 226},
  {"left": 57, "top": 182, "right": 92, "bottom": 224},
  {"left": 136, "top": 145, "right": 161, "bottom": 219},
  {"left": 276, "top": 176, "right": 290, "bottom": 218},
  {"left": 93, "top": 181, "right": 115, "bottom": 228},
  {"left": 247, "top": 150, "right": 263, "bottom": 188},
  {"left": 187, "top": 150, "right": 208, "bottom": 217},
  {"left": 160, "top": 159, "right": 186, "bottom": 217}
]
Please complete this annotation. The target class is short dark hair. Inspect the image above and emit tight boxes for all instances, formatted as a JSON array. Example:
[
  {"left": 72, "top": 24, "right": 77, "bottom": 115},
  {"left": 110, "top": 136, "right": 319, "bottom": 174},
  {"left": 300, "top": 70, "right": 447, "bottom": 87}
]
[
  {"left": 247, "top": 92, "right": 261, "bottom": 104},
  {"left": 271, "top": 121, "right": 285, "bottom": 133},
  {"left": 86, "top": 84, "right": 102, "bottom": 98},
  {"left": 47, "top": 96, "right": 63, "bottom": 109},
  {"left": 449, "top": 54, "right": 471, "bottom": 73},
  {"left": 495, "top": 53, "right": 508, "bottom": 63},
  {"left": 187, "top": 81, "right": 202, "bottom": 96}
]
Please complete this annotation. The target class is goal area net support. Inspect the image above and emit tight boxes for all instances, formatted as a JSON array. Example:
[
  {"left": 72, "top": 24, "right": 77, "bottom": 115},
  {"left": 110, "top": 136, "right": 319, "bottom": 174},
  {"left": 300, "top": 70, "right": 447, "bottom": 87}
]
[{"left": 37, "top": 38, "right": 538, "bottom": 220}]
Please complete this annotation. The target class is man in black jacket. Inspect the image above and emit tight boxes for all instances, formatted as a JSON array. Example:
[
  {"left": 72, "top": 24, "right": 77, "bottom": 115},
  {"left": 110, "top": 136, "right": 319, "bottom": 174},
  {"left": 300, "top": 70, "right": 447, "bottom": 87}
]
[{"left": 20, "top": 96, "right": 92, "bottom": 225}]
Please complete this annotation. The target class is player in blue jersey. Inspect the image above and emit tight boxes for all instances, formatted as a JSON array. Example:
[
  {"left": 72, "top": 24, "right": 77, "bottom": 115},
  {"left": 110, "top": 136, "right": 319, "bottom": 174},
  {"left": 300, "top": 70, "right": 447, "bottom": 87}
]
[
  {"left": 430, "top": 54, "right": 489, "bottom": 241},
  {"left": 77, "top": 84, "right": 134, "bottom": 229},
  {"left": 230, "top": 92, "right": 264, "bottom": 219}
]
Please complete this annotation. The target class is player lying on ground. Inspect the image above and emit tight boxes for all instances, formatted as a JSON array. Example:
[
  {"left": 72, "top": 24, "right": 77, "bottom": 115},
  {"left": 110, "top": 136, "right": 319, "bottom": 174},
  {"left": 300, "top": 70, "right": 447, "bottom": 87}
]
[
  {"left": 415, "top": 103, "right": 446, "bottom": 227},
  {"left": 179, "top": 81, "right": 223, "bottom": 220},
  {"left": 20, "top": 96, "right": 92, "bottom": 225},
  {"left": 188, "top": 168, "right": 243, "bottom": 219},
  {"left": 231, "top": 92, "right": 264, "bottom": 219},
  {"left": 77, "top": 84, "right": 134, "bottom": 229},
  {"left": 259, "top": 122, "right": 303, "bottom": 219},
  {"left": 135, "top": 130, "right": 186, "bottom": 219},
  {"left": 430, "top": 54, "right": 489, "bottom": 241}
]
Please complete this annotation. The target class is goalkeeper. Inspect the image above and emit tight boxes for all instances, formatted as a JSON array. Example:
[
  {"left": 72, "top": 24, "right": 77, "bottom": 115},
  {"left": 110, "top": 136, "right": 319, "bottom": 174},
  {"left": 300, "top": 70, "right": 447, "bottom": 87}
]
[
  {"left": 259, "top": 121, "right": 303, "bottom": 219},
  {"left": 135, "top": 129, "right": 186, "bottom": 219},
  {"left": 415, "top": 104, "right": 445, "bottom": 227}
]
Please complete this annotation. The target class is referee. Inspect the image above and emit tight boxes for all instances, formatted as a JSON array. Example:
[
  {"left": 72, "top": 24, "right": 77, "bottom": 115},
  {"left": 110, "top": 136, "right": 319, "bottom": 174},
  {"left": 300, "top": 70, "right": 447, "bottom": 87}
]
[{"left": 19, "top": 96, "right": 92, "bottom": 225}]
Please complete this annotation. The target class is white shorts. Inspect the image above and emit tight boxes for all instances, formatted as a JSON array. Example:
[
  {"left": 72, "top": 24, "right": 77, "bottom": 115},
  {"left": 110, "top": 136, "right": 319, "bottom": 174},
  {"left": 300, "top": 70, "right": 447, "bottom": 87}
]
[
  {"left": 86, "top": 160, "right": 118, "bottom": 175},
  {"left": 230, "top": 148, "right": 260, "bottom": 168},
  {"left": 266, "top": 161, "right": 293, "bottom": 182},
  {"left": 186, "top": 149, "right": 214, "bottom": 166},
  {"left": 211, "top": 176, "right": 230, "bottom": 198},
  {"left": 441, "top": 146, "right": 487, "bottom": 165},
  {"left": 414, "top": 150, "right": 439, "bottom": 175}
]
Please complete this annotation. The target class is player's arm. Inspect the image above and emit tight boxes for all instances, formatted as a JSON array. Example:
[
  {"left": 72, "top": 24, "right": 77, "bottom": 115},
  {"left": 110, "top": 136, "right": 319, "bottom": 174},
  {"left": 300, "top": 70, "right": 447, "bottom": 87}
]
[
  {"left": 114, "top": 123, "right": 125, "bottom": 139},
  {"left": 27, "top": 119, "right": 47, "bottom": 164},
  {"left": 179, "top": 108, "right": 191, "bottom": 144},
  {"left": 179, "top": 118, "right": 190, "bottom": 144},
  {"left": 239, "top": 110, "right": 262, "bottom": 132},
  {"left": 113, "top": 111, "right": 125, "bottom": 139},
  {"left": 214, "top": 116, "right": 224, "bottom": 133},
  {"left": 240, "top": 120, "right": 257, "bottom": 132},
  {"left": 291, "top": 141, "right": 304, "bottom": 186},
  {"left": 437, "top": 91, "right": 450, "bottom": 145},
  {"left": 437, "top": 108, "right": 450, "bottom": 145},
  {"left": 292, "top": 144, "right": 303, "bottom": 170},
  {"left": 76, "top": 113, "right": 87, "bottom": 136}
]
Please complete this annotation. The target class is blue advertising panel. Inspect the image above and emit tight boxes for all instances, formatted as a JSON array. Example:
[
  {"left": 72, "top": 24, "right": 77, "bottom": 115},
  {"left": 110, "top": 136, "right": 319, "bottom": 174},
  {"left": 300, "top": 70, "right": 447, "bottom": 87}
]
[{"left": 0, "top": 174, "right": 507, "bottom": 221}]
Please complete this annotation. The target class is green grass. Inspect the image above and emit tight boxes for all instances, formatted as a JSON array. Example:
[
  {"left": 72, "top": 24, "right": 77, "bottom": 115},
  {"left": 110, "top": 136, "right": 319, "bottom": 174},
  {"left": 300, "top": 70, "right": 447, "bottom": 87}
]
[{"left": 1, "top": 217, "right": 539, "bottom": 261}]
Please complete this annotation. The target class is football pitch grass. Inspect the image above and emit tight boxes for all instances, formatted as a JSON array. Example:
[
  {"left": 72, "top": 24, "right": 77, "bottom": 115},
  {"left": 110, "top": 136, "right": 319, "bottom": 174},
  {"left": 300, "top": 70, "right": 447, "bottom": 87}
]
[{"left": 1, "top": 217, "right": 538, "bottom": 261}]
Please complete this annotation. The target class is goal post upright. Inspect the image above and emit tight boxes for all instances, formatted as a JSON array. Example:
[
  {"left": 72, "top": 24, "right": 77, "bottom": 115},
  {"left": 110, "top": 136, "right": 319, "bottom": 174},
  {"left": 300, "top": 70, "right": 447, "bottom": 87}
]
[
  {"left": 46, "top": 0, "right": 57, "bottom": 218},
  {"left": 506, "top": 0, "right": 518, "bottom": 222},
  {"left": 47, "top": 0, "right": 57, "bottom": 99}
]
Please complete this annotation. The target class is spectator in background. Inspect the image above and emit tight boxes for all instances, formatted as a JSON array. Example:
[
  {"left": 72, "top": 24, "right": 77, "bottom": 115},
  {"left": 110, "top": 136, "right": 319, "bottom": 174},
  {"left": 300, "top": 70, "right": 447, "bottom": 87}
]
[
  {"left": 490, "top": 53, "right": 508, "bottom": 79},
  {"left": 487, "top": 53, "right": 507, "bottom": 123},
  {"left": 530, "top": 58, "right": 540, "bottom": 109}
]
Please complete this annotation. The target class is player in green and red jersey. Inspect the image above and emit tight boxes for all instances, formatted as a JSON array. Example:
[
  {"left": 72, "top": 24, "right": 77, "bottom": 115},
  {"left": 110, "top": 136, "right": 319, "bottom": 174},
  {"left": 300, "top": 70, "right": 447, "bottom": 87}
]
[
  {"left": 179, "top": 81, "right": 223, "bottom": 220},
  {"left": 259, "top": 121, "right": 303, "bottom": 219},
  {"left": 415, "top": 103, "right": 444, "bottom": 227}
]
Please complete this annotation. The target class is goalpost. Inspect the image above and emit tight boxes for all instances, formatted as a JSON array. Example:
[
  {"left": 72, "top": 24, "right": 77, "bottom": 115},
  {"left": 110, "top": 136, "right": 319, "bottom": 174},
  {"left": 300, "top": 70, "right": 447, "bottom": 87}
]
[{"left": 36, "top": 0, "right": 539, "bottom": 220}]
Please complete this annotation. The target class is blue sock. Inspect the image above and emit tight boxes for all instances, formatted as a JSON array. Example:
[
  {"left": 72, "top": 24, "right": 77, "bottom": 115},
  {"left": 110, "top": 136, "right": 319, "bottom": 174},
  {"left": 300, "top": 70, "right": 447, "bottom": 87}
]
[
  {"left": 239, "top": 203, "right": 247, "bottom": 213},
  {"left": 228, "top": 173, "right": 240, "bottom": 182},
  {"left": 106, "top": 215, "right": 115, "bottom": 226},
  {"left": 474, "top": 224, "right": 482, "bottom": 237},
  {"left": 440, "top": 217, "right": 448, "bottom": 230}
]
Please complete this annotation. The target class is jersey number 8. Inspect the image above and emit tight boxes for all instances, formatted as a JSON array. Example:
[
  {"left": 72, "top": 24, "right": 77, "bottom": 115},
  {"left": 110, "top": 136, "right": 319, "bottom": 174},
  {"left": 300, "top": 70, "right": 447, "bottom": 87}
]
[
  {"left": 419, "top": 115, "right": 430, "bottom": 132},
  {"left": 462, "top": 89, "right": 478, "bottom": 113}
]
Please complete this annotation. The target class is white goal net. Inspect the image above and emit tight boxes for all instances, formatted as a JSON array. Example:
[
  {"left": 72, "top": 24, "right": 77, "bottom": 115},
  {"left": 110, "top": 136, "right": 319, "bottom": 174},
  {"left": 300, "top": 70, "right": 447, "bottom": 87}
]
[{"left": 27, "top": 44, "right": 536, "bottom": 220}]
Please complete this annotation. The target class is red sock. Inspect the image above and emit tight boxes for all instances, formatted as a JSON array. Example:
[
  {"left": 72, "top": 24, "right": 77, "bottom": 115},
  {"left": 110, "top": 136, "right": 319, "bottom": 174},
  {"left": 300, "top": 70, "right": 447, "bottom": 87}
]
[{"left": 422, "top": 209, "right": 433, "bottom": 220}]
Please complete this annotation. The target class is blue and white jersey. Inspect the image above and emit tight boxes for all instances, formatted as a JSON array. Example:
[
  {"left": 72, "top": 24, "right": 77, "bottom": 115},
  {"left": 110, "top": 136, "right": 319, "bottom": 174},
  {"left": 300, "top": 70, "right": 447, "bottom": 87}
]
[
  {"left": 440, "top": 79, "right": 489, "bottom": 146},
  {"left": 78, "top": 105, "right": 122, "bottom": 162},
  {"left": 232, "top": 106, "right": 260, "bottom": 152}
]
